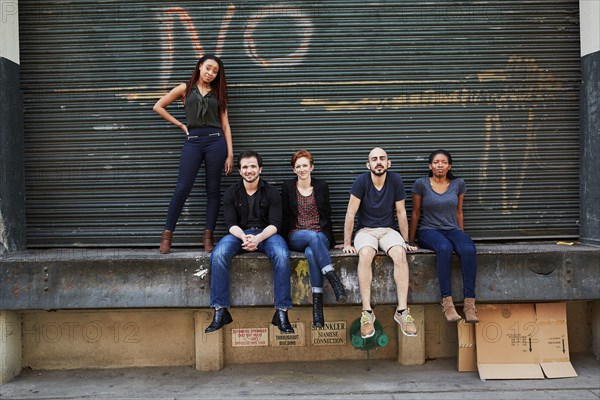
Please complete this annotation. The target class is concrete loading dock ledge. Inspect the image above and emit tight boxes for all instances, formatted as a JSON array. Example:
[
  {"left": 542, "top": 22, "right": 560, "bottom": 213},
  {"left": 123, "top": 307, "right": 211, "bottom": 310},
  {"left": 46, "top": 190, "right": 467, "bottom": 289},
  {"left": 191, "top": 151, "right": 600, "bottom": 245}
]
[{"left": 1, "top": 243, "right": 599, "bottom": 383}]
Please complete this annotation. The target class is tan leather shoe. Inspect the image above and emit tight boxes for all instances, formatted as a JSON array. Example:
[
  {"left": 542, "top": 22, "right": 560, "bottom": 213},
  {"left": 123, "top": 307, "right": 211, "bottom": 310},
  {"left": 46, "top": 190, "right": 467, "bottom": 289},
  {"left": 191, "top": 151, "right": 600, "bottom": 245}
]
[
  {"left": 463, "top": 298, "right": 479, "bottom": 323},
  {"left": 441, "top": 296, "right": 462, "bottom": 322}
]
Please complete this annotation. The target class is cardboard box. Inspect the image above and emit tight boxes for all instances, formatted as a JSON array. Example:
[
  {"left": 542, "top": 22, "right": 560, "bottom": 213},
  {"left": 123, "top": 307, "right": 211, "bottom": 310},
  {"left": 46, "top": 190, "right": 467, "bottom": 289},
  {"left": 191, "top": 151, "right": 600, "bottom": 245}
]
[
  {"left": 475, "top": 303, "right": 577, "bottom": 380},
  {"left": 457, "top": 320, "right": 477, "bottom": 372}
]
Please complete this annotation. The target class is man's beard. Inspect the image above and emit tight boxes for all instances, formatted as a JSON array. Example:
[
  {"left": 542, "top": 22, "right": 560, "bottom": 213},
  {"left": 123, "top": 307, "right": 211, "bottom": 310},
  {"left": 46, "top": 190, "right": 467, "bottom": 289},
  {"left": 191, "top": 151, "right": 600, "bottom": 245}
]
[
  {"left": 243, "top": 174, "right": 259, "bottom": 183},
  {"left": 371, "top": 165, "right": 387, "bottom": 176}
]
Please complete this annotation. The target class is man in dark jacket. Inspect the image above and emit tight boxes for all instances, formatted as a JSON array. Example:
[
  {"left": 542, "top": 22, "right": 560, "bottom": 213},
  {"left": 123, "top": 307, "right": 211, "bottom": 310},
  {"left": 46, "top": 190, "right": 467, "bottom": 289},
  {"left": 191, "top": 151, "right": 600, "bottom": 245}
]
[{"left": 205, "top": 150, "right": 294, "bottom": 334}]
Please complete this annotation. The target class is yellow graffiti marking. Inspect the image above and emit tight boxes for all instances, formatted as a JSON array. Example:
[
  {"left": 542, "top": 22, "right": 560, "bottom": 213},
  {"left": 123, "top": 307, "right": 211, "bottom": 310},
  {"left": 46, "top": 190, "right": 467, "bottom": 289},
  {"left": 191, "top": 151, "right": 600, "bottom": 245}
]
[
  {"left": 300, "top": 57, "right": 558, "bottom": 112},
  {"left": 292, "top": 259, "right": 311, "bottom": 304},
  {"left": 298, "top": 57, "right": 560, "bottom": 212}
]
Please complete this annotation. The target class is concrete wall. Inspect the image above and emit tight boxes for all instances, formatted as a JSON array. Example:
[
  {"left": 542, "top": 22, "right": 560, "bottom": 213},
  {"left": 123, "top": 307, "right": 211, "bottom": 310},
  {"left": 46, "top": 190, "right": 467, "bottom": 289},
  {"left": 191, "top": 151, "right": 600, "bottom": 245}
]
[
  {"left": 593, "top": 301, "right": 600, "bottom": 359},
  {"left": 21, "top": 310, "right": 195, "bottom": 370},
  {"left": 3, "top": 246, "right": 599, "bottom": 310},
  {"left": 580, "top": 0, "right": 599, "bottom": 57},
  {"left": 15, "top": 302, "right": 594, "bottom": 371},
  {"left": 0, "top": 312, "right": 21, "bottom": 383},
  {"left": 1, "top": 1, "right": 20, "bottom": 64}
]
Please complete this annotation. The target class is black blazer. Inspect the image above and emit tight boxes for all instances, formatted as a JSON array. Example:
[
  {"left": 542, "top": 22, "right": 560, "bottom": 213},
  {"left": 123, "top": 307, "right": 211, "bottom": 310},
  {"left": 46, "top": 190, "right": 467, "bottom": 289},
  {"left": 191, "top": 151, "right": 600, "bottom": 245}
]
[
  {"left": 281, "top": 177, "right": 336, "bottom": 247},
  {"left": 223, "top": 178, "right": 282, "bottom": 231}
]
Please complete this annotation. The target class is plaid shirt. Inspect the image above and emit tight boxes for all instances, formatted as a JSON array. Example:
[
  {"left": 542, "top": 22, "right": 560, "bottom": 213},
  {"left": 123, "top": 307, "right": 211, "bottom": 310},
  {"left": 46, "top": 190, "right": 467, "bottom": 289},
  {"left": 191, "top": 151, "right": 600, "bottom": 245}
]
[{"left": 291, "top": 189, "right": 320, "bottom": 234}]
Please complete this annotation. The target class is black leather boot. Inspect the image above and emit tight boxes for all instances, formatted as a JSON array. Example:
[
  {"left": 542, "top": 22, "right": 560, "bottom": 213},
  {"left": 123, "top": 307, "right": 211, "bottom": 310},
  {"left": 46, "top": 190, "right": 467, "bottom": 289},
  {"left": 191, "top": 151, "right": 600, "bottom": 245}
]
[
  {"left": 205, "top": 308, "right": 233, "bottom": 334},
  {"left": 312, "top": 292, "right": 324, "bottom": 328},
  {"left": 271, "top": 309, "right": 294, "bottom": 334},
  {"left": 326, "top": 270, "right": 348, "bottom": 303}
]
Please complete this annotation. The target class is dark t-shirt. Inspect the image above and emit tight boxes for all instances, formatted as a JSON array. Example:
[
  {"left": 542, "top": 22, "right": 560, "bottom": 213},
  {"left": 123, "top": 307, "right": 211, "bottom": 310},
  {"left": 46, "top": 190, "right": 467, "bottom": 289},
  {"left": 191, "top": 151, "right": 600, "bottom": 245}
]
[
  {"left": 350, "top": 172, "right": 406, "bottom": 229},
  {"left": 245, "top": 192, "right": 261, "bottom": 229}
]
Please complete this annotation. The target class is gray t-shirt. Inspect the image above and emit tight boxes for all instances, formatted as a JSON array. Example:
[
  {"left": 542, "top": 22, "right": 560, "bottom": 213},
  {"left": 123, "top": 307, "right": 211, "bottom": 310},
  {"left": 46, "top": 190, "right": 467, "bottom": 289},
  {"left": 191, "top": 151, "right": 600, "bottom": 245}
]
[{"left": 411, "top": 177, "right": 467, "bottom": 231}]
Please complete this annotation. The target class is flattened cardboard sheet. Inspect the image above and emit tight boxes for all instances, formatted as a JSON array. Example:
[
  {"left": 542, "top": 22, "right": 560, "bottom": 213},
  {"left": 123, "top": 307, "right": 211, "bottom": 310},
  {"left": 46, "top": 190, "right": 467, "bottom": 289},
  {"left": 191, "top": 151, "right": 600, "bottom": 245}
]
[
  {"left": 536, "top": 303, "right": 577, "bottom": 378},
  {"left": 477, "top": 363, "right": 544, "bottom": 380},
  {"left": 540, "top": 362, "right": 577, "bottom": 378},
  {"left": 475, "top": 303, "right": 576, "bottom": 380}
]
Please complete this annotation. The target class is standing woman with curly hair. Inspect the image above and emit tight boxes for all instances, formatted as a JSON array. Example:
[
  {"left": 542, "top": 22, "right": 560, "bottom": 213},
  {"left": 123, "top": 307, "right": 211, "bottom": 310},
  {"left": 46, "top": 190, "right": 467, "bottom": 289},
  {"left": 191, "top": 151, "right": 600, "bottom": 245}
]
[{"left": 153, "top": 54, "right": 233, "bottom": 253}]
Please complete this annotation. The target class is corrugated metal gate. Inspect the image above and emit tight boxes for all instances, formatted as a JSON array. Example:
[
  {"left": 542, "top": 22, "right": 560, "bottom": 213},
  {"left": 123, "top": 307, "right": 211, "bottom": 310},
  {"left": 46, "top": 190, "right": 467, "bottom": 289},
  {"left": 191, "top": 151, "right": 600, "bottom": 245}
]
[{"left": 18, "top": 0, "right": 581, "bottom": 247}]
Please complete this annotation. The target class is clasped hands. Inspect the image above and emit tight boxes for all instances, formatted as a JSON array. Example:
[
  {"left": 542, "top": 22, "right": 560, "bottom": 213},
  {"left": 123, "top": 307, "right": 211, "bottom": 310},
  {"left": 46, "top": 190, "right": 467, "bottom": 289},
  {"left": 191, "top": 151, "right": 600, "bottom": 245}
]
[{"left": 241, "top": 234, "right": 260, "bottom": 252}]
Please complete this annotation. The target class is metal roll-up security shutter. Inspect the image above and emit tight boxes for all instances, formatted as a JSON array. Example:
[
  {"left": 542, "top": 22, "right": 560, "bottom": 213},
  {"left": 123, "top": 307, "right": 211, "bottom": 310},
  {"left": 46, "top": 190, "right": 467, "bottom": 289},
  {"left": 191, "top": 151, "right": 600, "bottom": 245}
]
[{"left": 19, "top": 0, "right": 580, "bottom": 247}]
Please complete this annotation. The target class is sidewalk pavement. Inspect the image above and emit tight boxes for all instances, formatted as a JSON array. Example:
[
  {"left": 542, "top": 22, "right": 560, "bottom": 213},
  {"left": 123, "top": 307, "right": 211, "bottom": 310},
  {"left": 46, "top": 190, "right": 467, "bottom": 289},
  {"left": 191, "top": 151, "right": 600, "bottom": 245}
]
[{"left": 1, "top": 353, "right": 599, "bottom": 399}]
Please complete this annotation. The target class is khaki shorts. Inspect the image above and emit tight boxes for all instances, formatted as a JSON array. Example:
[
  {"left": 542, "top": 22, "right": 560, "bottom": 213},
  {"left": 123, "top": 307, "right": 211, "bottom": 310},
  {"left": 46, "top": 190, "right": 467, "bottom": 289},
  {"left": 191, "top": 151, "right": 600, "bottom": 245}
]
[{"left": 354, "top": 227, "right": 406, "bottom": 254}]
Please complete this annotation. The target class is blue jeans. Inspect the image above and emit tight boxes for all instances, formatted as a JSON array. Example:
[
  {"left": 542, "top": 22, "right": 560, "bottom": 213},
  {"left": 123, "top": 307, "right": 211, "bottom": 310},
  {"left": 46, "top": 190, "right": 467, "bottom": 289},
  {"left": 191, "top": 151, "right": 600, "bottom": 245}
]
[
  {"left": 417, "top": 229, "right": 477, "bottom": 299},
  {"left": 164, "top": 127, "right": 227, "bottom": 231},
  {"left": 209, "top": 229, "right": 292, "bottom": 309},
  {"left": 288, "top": 230, "right": 333, "bottom": 291}
]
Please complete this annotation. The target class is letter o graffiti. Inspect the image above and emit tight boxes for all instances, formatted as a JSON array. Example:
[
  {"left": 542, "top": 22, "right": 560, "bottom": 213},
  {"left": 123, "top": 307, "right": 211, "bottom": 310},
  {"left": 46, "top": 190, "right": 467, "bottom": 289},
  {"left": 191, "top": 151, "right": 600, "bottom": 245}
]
[
  {"left": 244, "top": 6, "right": 313, "bottom": 67},
  {"left": 443, "top": 322, "right": 458, "bottom": 343},
  {"left": 82, "top": 322, "right": 102, "bottom": 343},
  {"left": 482, "top": 322, "right": 501, "bottom": 343},
  {"left": 43, "top": 323, "right": 62, "bottom": 343}
]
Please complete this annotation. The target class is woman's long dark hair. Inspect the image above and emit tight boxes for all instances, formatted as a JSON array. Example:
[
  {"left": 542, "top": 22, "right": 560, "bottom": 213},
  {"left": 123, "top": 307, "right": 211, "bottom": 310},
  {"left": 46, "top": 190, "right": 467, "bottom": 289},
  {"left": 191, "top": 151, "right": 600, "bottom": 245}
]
[
  {"left": 184, "top": 54, "right": 228, "bottom": 113},
  {"left": 428, "top": 149, "right": 456, "bottom": 179}
]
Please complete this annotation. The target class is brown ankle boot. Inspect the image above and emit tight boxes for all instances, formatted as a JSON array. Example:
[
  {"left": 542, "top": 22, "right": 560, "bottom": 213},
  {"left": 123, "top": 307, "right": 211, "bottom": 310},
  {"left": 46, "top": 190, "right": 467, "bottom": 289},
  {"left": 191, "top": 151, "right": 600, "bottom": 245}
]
[
  {"left": 463, "top": 298, "right": 479, "bottom": 323},
  {"left": 441, "top": 296, "right": 462, "bottom": 322},
  {"left": 159, "top": 230, "right": 173, "bottom": 254},
  {"left": 203, "top": 229, "right": 215, "bottom": 253}
]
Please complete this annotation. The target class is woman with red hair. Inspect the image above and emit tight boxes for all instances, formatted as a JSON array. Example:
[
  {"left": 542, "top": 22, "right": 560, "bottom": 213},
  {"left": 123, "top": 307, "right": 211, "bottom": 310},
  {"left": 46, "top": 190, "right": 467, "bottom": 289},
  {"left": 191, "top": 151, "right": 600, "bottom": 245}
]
[{"left": 281, "top": 149, "right": 347, "bottom": 328}]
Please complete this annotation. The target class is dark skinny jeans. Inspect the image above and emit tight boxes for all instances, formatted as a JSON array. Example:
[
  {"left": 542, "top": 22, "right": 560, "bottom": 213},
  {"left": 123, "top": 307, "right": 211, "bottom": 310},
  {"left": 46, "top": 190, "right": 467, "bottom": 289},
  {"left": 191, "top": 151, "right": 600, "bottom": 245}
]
[
  {"left": 417, "top": 228, "right": 477, "bottom": 299},
  {"left": 164, "top": 127, "right": 226, "bottom": 231}
]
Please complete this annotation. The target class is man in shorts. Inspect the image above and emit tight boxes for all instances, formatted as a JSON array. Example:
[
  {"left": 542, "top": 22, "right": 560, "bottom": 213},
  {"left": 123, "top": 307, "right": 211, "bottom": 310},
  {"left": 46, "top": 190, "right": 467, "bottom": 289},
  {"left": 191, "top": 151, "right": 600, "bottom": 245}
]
[{"left": 342, "top": 147, "right": 419, "bottom": 338}]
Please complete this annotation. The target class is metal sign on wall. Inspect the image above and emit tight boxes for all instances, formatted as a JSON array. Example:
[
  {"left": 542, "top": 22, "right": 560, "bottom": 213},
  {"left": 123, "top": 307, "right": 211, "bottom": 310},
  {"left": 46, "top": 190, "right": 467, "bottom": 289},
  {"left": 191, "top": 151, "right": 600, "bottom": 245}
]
[{"left": 18, "top": 1, "right": 581, "bottom": 246}]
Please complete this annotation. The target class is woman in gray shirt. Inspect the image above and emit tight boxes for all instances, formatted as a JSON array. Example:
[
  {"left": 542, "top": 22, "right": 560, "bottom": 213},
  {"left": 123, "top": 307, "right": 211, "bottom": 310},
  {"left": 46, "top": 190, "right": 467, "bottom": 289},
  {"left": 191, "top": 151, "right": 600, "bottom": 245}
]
[{"left": 409, "top": 150, "right": 478, "bottom": 323}]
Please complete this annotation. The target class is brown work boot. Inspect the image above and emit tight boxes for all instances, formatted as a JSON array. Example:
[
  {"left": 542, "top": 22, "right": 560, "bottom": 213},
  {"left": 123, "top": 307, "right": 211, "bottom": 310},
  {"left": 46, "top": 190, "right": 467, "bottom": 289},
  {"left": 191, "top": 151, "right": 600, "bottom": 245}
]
[
  {"left": 159, "top": 230, "right": 173, "bottom": 254},
  {"left": 203, "top": 229, "right": 215, "bottom": 253},
  {"left": 441, "top": 296, "right": 462, "bottom": 322},
  {"left": 463, "top": 298, "right": 479, "bottom": 323},
  {"left": 360, "top": 310, "right": 375, "bottom": 338}
]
